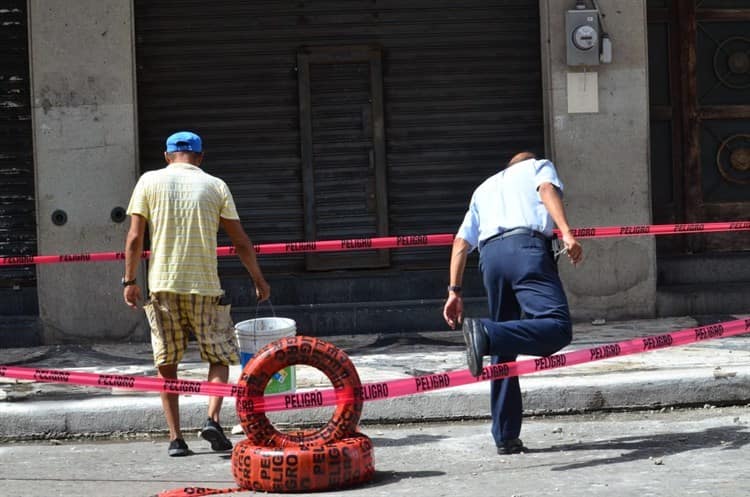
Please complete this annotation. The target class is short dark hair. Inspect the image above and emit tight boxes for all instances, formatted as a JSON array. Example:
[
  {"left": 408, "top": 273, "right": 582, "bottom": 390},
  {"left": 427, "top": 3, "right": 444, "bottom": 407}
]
[
  {"left": 166, "top": 151, "right": 202, "bottom": 159},
  {"left": 508, "top": 151, "right": 537, "bottom": 166}
]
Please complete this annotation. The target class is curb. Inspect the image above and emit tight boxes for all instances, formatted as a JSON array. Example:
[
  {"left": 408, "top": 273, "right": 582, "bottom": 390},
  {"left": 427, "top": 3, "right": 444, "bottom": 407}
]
[{"left": 3, "top": 366, "right": 749, "bottom": 439}]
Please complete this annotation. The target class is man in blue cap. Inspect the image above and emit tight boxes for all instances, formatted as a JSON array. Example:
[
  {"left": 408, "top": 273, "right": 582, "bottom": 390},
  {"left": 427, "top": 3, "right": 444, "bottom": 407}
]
[
  {"left": 443, "top": 151, "right": 583, "bottom": 455},
  {"left": 123, "top": 131, "right": 271, "bottom": 456}
]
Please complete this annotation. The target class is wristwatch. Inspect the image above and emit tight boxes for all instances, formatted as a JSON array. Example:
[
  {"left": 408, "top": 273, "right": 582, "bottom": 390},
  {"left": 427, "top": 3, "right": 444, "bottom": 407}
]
[
  {"left": 447, "top": 285, "right": 462, "bottom": 293},
  {"left": 121, "top": 277, "right": 137, "bottom": 287}
]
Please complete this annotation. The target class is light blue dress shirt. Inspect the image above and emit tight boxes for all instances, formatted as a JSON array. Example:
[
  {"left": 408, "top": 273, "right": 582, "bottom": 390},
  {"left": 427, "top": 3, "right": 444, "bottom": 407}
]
[{"left": 456, "top": 158, "right": 563, "bottom": 251}]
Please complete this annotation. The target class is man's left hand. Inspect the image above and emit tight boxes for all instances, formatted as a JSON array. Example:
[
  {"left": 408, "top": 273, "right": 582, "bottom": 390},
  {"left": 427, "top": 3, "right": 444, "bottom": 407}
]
[{"left": 443, "top": 293, "right": 464, "bottom": 330}]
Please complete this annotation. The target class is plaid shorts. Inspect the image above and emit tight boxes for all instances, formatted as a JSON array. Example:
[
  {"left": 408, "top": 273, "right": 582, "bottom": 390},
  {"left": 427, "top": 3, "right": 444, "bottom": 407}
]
[{"left": 144, "top": 292, "right": 239, "bottom": 367}]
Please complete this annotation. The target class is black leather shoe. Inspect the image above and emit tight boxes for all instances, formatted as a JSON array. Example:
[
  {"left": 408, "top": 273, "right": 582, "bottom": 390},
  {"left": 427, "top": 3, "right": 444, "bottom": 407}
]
[
  {"left": 462, "top": 317, "right": 489, "bottom": 377},
  {"left": 497, "top": 438, "right": 526, "bottom": 455}
]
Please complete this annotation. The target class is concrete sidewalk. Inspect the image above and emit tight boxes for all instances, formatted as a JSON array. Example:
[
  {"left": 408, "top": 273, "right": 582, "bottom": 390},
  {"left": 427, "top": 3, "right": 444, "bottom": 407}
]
[{"left": 1, "top": 314, "right": 749, "bottom": 439}]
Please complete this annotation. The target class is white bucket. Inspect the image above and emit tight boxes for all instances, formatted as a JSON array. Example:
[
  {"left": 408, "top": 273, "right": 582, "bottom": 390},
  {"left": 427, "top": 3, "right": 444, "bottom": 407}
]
[{"left": 235, "top": 317, "right": 296, "bottom": 394}]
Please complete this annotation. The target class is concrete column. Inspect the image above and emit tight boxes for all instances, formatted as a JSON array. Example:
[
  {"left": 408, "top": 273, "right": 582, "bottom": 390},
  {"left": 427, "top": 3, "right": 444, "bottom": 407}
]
[
  {"left": 539, "top": 0, "right": 656, "bottom": 320},
  {"left": 29, "top": 0, "right": 146, "bottom": 342}
]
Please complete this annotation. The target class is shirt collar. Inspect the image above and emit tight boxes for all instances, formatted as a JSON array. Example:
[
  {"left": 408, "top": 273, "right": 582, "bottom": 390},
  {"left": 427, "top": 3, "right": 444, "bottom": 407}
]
[{"left": 167, "top": 162, "right": 201, "bottom": 171}]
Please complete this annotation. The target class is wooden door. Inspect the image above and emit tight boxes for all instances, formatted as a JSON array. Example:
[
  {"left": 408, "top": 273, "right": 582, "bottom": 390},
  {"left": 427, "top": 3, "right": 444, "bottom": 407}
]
[{"left": 648, "top": 0, "right": 750, "bottom": 253}]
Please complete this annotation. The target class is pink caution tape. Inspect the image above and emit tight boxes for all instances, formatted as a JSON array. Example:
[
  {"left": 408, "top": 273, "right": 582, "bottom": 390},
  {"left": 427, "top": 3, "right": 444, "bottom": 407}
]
[
  {"left": 154, "top": 485, "right": 237, "bottom": 496},
  {"left": 2, "top": 221, "right": 749, "bottom": 266},
  {"left": 2, "top": 317, "right": 748, "bottom": 413}
]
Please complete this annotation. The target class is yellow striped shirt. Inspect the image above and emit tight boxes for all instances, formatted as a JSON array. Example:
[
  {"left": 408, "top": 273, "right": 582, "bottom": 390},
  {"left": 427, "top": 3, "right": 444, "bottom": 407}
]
[{"left": 126, "top": 162, "right": 239, "bottom": 296}]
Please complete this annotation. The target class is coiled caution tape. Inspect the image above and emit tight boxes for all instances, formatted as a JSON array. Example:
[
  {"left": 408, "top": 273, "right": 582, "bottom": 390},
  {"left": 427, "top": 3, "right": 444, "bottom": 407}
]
[
  {"left": 231, "top": 434, "right": 375, "bottom": 493},
  {"left": 155, "top": 436, "right": 375, "bottom": 496},
  {"left": 2, "top": 221, "right": 749, "bottom": 266},
  {"left": 231, "top": 338, "right": 375, "bottom": 493},
  {"left": 236, "top": 336, "right": 364, "bottom": 447},
  {"left": 153, "top": 441, "right": 374, "bottom": 496},
  {"left": 154, "top": 337, "right": 374, "bottom": 496}
]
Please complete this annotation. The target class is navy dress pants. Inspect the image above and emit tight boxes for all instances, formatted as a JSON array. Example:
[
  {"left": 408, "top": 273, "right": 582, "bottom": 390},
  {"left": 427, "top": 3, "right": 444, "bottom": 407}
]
[{"left": 478, "top": 233, "right": 572, "bottom": 447}]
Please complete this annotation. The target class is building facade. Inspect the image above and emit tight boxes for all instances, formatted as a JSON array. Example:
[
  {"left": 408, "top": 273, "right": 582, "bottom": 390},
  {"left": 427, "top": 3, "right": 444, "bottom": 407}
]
[{"left": 0, "top": 0, "right": 747, "bottom": 346}]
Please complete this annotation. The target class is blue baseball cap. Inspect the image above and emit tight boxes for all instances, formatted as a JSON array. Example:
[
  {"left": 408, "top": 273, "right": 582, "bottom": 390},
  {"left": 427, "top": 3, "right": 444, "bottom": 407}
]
[{"left": 165, "top": 131, "right": 202, "bottom": 153}]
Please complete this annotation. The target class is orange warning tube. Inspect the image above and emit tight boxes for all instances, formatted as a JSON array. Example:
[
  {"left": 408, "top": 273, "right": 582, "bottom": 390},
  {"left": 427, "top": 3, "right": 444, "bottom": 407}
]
[
  {"left": 236, "top": 336, "right": 363, "bottom": 447},
  {"left": 231, "top": 434, "right": 375, "bottom": 493}
]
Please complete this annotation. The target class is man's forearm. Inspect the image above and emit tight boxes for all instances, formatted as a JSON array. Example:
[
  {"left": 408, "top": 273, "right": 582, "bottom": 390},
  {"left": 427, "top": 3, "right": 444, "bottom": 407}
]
[
  {"left": 539, "top": 184, "right": 573, "bottom": 235},
  {"left": 124, "top": 235, "right": 142, "bottom": 280},
  {"left": 449, "top": 237, "right": 471, "bottom": 287},
  {"left": 235, "top": 244, "right": 265, "bottom": 283}
]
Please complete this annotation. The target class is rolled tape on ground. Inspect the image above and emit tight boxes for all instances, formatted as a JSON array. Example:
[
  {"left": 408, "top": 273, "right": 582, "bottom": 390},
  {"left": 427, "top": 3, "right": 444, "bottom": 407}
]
[
  {"left": 236, "top": 336, "right": 363, "bottom": 447},
  {"left": 231, "top": 434, "right": 375, "bottom": 493}
]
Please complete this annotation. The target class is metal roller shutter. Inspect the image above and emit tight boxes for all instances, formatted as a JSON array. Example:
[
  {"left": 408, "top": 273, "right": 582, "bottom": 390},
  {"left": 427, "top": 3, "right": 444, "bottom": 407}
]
[
  {"left": 134, "top": 0, "right": 543, "bottom": 331},
  {"left": 0, "top": 0, "right": 36, "bottom": 312}
]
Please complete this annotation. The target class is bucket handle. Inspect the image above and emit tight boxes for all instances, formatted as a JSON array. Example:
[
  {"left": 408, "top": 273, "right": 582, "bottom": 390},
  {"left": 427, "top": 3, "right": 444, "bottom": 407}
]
[
  {"left": 249, "top": 299, "right": 286, "bottom": 383},
  {"left": 252, "top": 299, "right": 276, "bottom": 335}
]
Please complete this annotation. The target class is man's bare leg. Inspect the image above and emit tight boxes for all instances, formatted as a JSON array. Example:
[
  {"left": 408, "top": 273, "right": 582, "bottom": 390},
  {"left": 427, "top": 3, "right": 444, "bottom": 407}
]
[
  {"left": 158, "top": 364, "right": 182, "bottom": 440},
  {"left": 207, "top": 363, "right": 229, "bottom": 422}
]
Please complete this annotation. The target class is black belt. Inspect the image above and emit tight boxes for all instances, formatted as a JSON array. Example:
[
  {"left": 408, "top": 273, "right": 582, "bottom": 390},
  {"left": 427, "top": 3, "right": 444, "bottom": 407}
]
[{"left": 479, "top": 227, "right": 550, "bottom": 250}]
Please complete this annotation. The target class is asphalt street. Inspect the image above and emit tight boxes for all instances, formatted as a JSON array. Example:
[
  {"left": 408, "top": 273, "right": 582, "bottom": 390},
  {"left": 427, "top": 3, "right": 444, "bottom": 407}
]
[{"left": 1, "top": 406, "right": 749, "bottom": 497}]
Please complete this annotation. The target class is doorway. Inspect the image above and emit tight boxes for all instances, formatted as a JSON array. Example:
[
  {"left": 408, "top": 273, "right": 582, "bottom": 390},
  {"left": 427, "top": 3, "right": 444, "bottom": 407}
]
[
  {"left": 648, "top": 0, "right": 750, "bottom": 254},
  {"left": 297, "top": 46, "right": 389, "bottom": 270}
]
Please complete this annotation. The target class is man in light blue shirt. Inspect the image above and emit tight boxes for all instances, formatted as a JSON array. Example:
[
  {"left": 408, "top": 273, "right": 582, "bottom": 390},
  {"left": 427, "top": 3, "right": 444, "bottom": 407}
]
[{"left": 443, "top": 151, "right": 583, "bottom": 455}]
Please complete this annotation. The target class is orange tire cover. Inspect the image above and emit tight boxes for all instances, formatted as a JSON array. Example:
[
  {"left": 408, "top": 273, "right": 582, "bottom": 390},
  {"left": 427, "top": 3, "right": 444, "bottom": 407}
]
[
  {"left": 236, "top": 336, "right": 363, "bottom": 447},
  {"left": 231, "top": 434, "right": 375, "bottom": 493}
]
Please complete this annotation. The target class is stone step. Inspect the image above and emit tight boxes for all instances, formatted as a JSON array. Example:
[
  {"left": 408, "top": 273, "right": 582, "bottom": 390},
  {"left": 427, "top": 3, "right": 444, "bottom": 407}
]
[
  {"left": 657, "top": 252, "right": 750, "bottom": 285},
  {"left": 0, "top": 316, "right": 41, "bottom": 348},
  {"left": 656, "top": 282, "right": 750, "bottom": 317}
]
